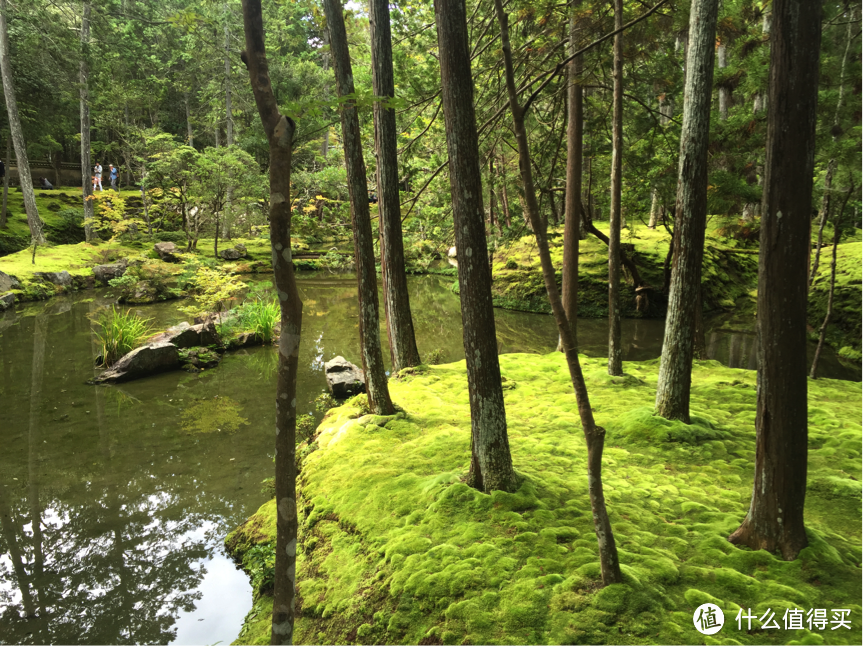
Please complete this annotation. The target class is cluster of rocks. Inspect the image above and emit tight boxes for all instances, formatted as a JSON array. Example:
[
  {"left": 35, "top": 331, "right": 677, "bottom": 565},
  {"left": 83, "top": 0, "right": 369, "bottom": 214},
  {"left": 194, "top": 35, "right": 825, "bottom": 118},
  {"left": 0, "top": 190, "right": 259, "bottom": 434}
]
[{"left": 0, "top": 270, "right": 20, "bottom": 311}]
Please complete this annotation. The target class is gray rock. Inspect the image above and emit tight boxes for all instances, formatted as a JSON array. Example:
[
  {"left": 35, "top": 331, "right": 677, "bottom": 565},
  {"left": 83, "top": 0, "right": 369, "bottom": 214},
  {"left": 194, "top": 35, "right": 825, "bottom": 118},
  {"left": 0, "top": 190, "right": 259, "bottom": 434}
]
[
  {"left": 148, "top": 320, "right": 220, "bottom": 348},
  {"left": 447, "top": 246, "right": 458, "bottom": 258},
  {"left": 0, "top": 292, "right": 15, "bottom": 312},
  {"left": 154, "top": 241, "right": 180, "bottom": 262},
  {"left": 234, "top": 243, "right": 247, "bottom": 257},
  {"left": 324, "top": 355, "right": 365, "bottom": 399},
  {"left": 0, "top": 270, "right": 21, "bottom": 292},
  {"left": 219, "top": 247, "right": 241, "bottom": 260},
  {"left": 195, "top": 319, "right": 220, "bottom": 346},
  {"left": 34, "top": 270, "right": 72, "bottom": 287},
  {"left": 123, "top": 280, "right": 158, "bottom": 304},
  {"left": 93, "top": 261, "right": 128, "bottom": 284},
  {"left": 95, "top": 342, "right": 180, "bottom": 383}
]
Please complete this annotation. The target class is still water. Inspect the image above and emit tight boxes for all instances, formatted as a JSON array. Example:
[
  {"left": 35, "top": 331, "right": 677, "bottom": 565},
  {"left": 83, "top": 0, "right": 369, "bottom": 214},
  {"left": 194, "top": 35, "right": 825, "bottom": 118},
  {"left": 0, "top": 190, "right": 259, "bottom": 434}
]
[{"left": 0, "top": 273, "right": 856, "bottom": 645}]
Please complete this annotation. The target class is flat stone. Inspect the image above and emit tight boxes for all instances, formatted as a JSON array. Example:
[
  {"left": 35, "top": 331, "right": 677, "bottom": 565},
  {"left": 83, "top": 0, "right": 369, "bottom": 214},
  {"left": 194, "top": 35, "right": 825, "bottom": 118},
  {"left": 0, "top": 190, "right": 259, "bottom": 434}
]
[
  {"left": 0, "top": 292, "right": 15, "bottom": 311},
  {"left": 324, "top": 355, "right": 365, "bottom": 399},
  {"left": 33, "top": 271, "right": 72, "bottom": 287},
  {"left": 0, "top": 270, "right": 21, "bottom": 292},
  {"left": 95, "top": 342, "right": 180, "bottom": 383},
  {"left": 93, "top": 261, "right": 127, "bottom": 284},
  {"left": 154, "top": 241, "right": 180, "bottom": 262}
]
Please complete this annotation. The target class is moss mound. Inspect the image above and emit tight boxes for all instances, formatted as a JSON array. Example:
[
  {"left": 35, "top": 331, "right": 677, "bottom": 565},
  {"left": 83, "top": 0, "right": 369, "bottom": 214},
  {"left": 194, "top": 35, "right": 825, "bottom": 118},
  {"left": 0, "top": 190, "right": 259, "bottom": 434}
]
[
  {"left": 808, "top": 241, "right": 862, "bottom": 360},
  {"left": 226, "top": 354, "right": 861, "bottom": 645},
  {"left": 476, "top": 223, "right": 759, "bottom": 319}
]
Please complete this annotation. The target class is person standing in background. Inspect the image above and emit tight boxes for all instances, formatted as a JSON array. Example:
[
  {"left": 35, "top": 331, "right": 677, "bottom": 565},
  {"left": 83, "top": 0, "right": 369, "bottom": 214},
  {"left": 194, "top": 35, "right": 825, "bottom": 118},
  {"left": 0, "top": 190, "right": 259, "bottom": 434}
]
[
  {"left": 109, "top": 163, "right": 118, "bottom": 190},
  {"left": 93, "top": 162, "right": 103, "bottom": 191}
]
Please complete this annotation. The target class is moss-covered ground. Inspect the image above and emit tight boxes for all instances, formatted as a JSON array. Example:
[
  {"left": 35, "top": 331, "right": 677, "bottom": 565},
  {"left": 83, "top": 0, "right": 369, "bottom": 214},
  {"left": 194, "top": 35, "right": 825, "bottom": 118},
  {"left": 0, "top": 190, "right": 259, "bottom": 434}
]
[
  {"left": 477, "top": 222, "right": 759, "bottom": 319},
  {"left": 808, "top": 242, "right": 862, "bottom": 360},
  {"left": 225, "top": 353, "right": 862, "bottom": 645}
]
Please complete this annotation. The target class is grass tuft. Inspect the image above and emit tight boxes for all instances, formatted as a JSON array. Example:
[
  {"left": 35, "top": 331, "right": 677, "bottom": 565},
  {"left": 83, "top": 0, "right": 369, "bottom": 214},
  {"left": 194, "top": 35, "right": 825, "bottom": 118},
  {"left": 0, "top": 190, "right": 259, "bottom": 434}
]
[{"left": 90, "top": 306, "right": 153, "bottom": 366}]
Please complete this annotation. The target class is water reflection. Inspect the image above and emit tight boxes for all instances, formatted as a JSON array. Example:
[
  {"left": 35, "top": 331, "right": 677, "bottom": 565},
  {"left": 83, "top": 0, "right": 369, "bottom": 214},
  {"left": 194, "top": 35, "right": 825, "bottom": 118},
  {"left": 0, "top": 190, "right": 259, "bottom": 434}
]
[{"left": 0, "top": 273, "right": 857, "bottom": 645}]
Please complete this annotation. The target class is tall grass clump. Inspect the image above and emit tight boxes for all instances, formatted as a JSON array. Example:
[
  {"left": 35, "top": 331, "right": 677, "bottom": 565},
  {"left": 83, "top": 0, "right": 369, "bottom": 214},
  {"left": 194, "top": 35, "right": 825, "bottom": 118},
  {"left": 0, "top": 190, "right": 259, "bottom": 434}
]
[
  {"left": 92, "top": 306, "right": 154, "bottom": 366},
  {"left": 239, "top": 299, "right": 280, "bottom": 342}
]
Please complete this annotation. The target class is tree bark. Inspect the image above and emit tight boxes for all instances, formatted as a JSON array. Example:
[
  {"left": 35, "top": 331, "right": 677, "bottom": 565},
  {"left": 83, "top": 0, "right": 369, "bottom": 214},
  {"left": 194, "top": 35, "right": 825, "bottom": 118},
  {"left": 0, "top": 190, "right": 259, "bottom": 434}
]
[
  {"left": 499, "top": 156, "right": 512, "bottom": 227},
  {"left": 434, "top": 0, "right": 517, "bottom": 494},
  {"left": 493, "top": 0, "right": 621, "bottom": 585},
  {"left": 728, "top": 0, "right": 821, "bottom": 562},
  {"left": 717, "top": 42, "right": 730, "bottom": 121},
  {"left": 370, "top": 0, "right": 421, "bottom": 373},
  {"left": 1, "top": 135, "right": 9, "bottom": 227},
  {"left": 225, "top": 21, "right": 233, "bottom": 146},
  {"left": 185, "top": 91, "right": 194, "bottom": 147},
  {"left": 0, "top": 0, "right": 44, "bottom": 243},
  {"left": 80, "top": 1, "right": 94, "bottom": 241},
  {"left": 654, "top": 0, "right": 718, "bottom": 422},
  {"left": 241, "top": 1, "right": 302, "bottom": 643},
  {"left": 323, "top": 0, "right": 394, "bottom": 415},
  {"left": 648, "top": 189, "right": 660, "bottom": 228},
  {"left": 607, "top": 0, "right": 624, "bottom": 376},
  {"left": 123, "top": 102, "right": 132, "bottom": 186},
  {"left": 560, "top": 1, "right": 584, "bottom": 353}
]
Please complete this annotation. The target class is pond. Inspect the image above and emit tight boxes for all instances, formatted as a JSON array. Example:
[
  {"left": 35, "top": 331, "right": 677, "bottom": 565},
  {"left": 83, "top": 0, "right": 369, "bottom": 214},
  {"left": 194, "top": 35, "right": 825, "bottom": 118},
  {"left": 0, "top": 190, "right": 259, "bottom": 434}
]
[{"left": 0, "top": 273, "right": 857, "bottom": 645}]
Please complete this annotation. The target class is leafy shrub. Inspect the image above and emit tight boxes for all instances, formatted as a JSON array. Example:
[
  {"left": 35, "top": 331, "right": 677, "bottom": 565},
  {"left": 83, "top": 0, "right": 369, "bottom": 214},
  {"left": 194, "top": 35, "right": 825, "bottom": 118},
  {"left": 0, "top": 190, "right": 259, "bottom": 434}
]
[
  {"left": 505, "top": 259, "right": 519, "bottom": 270},
  {"left": 297, "top": 414, "right": 317, "bottom": 444},
  {"left": 178, "top": 266, "right": 247, "bottom": 322},
  {"left": 243, "top": 544, "right": 276, "bottom": 598},
  {"left": 320, "top": 249, "right": 352, "bottom": 271},
  {"left": 314, "top": 392, "right": 337, "bottom": 413},
  {"left": 91, "top": 306, "right": 154, "bottom": 366},
  {"left": 155, "top": 230, "right": 188, "bottom": 244},
  {"left": 426, "top": 348, "right": 444, "bottom": 365}
]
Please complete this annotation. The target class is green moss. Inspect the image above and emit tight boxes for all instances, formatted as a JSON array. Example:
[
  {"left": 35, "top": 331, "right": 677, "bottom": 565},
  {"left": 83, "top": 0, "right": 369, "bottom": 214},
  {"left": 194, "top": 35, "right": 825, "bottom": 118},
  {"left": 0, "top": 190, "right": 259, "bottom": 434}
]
[
  {"left": 808, "top": 242, "right": 862, "bottom": 360},
  {"left": 228, "top": 354, "right": 862, "bottom": 645}
]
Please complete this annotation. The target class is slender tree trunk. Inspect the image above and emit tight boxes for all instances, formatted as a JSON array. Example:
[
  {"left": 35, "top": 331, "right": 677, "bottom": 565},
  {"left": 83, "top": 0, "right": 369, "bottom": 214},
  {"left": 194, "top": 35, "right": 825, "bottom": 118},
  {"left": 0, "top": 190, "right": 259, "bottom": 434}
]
[
  {"left": 80, "top": 1, "right": 94, "bottom": 241},
  {"left": 655, "top": 0, "right": 719, "bottom": 422},
  {"left": 493, "top": 0, "right": 621, "bottom": 584},
  {"left": 0, "top": 0, "right": 43, "bottom": 243},
  {"left": 607, "top": 0, "right": 624, "bottom": 376},
  {"left": 728, "top": 0, "right": 821, "bottom": 561},
  {"left": 499, "top": 157, "right": 512, "bottom": 227},
  {"left": 717, "top": 42, "right": 730, "bottom": 121},
  {"left": 488, "top": 154, "right": 498, "bottom": 232},
  {"left": 185, "top": 91, "right": 194, "bottom": 147},
  {"left": 648, "top": 189, "right": 660, "bottom": 228},
  {"left": 139, "top": 170, "right": 151, "bottom": 234},
  {"left": 370, "top": 0, "right": 421, "bottom": 372},
  {"left": 324, "top": 0, "right": 394, "bottom": 415},
  {"left": 214, "top": 126, "right": 220, "bottom": 148},
  {"left": 123, "top": 103, "right": 132, "bottom": 187},
  {"left": 811, "top": 183, "right": 853, "bottom": 378},
  {"left": 225, "top": 23, "right": 233, "bottom": 146},
  {"left": 1, "top": 135, "right": 9, "bottom": 227},
  {"left": 434, "top": 0, "right": 517, "bottom": 494},
  {"left": 320, "top": 28, "right": 330, "bottom": 160},
  {"left": 560, "top": 1, "right": 583, "bottom": 353},
  {"left": 242, "top": 2, "right": 302, "bottom": 643}
]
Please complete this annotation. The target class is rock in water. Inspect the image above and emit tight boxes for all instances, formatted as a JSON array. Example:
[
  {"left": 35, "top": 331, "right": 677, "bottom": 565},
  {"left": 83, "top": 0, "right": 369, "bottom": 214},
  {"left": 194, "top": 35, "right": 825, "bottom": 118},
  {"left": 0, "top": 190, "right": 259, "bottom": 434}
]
[
  {"left": 94, "top": 342, "right": 180, "bottom": 383},
  {"left": 324, "top": 356, "right": 365, "bottom": 399},
  {"left": 0, "top": 270, "right": 21, "bottom": 292},
  {"left": 33, "top": 271, "right": 72, "bottom": 287},
  {"left": 93, "top": 261, "right": 127, "bottom": 284},
  {"left": 154, "top": 241, "right": 180, "bottom": 262},
  {"left": 0, "top": 292, "right": 15, "bottom": 312},
  {"left": 148, "top": 321, "right": 220, "bottom": 348}
]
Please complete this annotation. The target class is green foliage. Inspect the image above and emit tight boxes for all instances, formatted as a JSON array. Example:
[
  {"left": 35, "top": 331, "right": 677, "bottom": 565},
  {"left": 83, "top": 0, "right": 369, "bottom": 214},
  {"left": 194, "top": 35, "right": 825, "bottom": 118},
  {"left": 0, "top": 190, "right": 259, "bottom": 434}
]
[
  {"left": 320, "top": 250, "right": 352, "bottom": 271},
  {"left": 90, "top": 306, "right": 154, "bottom": 366},
  {"left": 425, "top": 348, "right": 444, "bottom": 365},
  {"left": 236, "top": 299, "right": 280, "bottom": 343},
  {"left": 314, "top": 392, "right": 338, "bottom": 414},
  {"left": 297, "top": 414, "right": 317, "bottom": 445},
  {"left": 178, "top": 266, "right": 247, "bottom": 321},
  {"left": 243, "top": 544, "right": 276, "bottom": 599}
]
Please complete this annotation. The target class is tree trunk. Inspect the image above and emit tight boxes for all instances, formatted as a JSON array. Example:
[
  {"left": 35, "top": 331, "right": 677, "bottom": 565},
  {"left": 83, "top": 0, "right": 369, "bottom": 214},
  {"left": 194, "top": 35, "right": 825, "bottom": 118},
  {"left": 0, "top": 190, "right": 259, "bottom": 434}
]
[
  {"left": 434, "top": 0, "right": 517, "bottom": 494},
  {"left": 80, "top": 1, "right": 94, "bottom": 241},
  {"left": 728, "top": 0, "right": 821, "bottom": 562},
  {"left": 499, "top": 157, "right": 512, "bottom": 227},
  {"left": 493, "top": 0, "right": 622, "bottom": 585},
  {"left": 123, "top": 103, "right": 132, "bottom": 186},
  {"left": 1, "top": 135, "right": 9, "bottom": 227},
  {"left": 717, "top": 42, "right": 730, "bottom": 121},
  {"left": 139, "top": 170, "right": 152, "bottom": 235},
  {"left": 607, "top": 0, "right": 624, "bottom": 376},
  {"left": 0, "top": 0, "right": 44, "bottom": 243},
  {"left": 370, "top": 0, "right": 421, "bottom": 372},
  {"left": 320, "top": 28, "right": 330, "bottom": 160},
  {"left": 241, "top": 1, "right": 302, "bottom": 643},
  {"left": 648, "top": 188, "right": 660, "bottom": 228},
  {"left": 560, "top": 1, "right": 583, "bottom": 353},
  {"left": 225, "top": 22, "right": 233, "bottom": 146},
  {"left": 488, "top": 154, "right": 498, "bottom": 233},
  {"left": 324, "top": 0, "right": 394, "bottom": 415},
  {"left": 185, "top": 91, "right": 194, "bottom": 147},
  {"left": 654, "top": 0, "right": 718, "bottom": 423}
]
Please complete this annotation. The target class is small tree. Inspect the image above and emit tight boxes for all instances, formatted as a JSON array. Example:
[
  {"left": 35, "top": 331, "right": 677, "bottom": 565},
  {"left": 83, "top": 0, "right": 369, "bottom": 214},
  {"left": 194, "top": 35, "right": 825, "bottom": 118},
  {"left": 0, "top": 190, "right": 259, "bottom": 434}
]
[{"left": 147, "top": 142, "right": 200, "bottom": 250}]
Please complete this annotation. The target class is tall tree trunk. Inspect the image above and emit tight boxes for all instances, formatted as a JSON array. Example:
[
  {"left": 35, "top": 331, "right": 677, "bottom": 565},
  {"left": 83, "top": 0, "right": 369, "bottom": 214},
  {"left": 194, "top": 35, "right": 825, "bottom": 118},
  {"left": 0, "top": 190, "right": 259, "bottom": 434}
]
[
  {"left": 0, "top": 0, "right": 44, "bottom": 243},
  {"left": 607, "top": 0, "right": 624, "bottom": 376},
  {"left": 185, "top": 91, "right": 194, "bottom": 147},
  {"left": 370, "top": 0, "right": 421, "bottom": 372},
  {"left": 225, "top": 22, "right": 233, "bottom": 146},
  {"left": 1, "top": 135, "right": 9, "bottom": 227},
  {"left": 499, "top": 156, "right": 512, "bottom": 227},
  {"left": 493, "top": 0, "right": 622, "bottom": 585},
  {"left": 434, "top": 0, "right": 517, "bottom": 494},
  {"left": 123, "top": 102, "right": 132, "bottom": 186},
  {"left": 320, "top": 28, "right": 330, "bottom": 160},
  {"left": 654, "top": 0, "right": 719, "bottom": 422},
  {"left": 648, "top": 188, "right": 660, "bottom": 228},
  {"left": 242, "top": 1, "right": 302, "bottom": 643},
  {"left": 488, "top": 154, "right": 498, "bottom": 232},
  {"left": 560, "top": 0, "right": 584, "bottom": 353},
  {"left": 323, "top": 0, "right": 394, "bottom": 415},
  {"left": 717, "top": 42, "right": 730, "bottom": 121},
  {"left": 214, "top": 125, "right": 220, "bottom": 148},
  {"left": 80, "top": 1, "right": 94, "bottom": 241},
  {"left": 728, "top": 0, "right": 821, "bottom": 562}
]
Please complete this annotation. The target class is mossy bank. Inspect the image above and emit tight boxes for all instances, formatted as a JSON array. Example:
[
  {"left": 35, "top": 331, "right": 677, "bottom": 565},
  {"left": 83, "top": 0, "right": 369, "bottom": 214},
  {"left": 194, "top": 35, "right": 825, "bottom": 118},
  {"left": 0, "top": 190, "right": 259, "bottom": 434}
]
[{"left": 225, "top": 353, "right": 862, "bottom": 645}]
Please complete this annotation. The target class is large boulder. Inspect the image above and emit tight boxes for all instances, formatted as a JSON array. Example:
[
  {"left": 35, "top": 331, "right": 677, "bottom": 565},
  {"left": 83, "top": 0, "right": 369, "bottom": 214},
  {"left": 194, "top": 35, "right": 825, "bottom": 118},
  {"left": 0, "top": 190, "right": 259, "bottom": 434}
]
[
  {"left": 154, "top": 241, "right": 180, "bottom": 262},
  {"left": 148, "top": 320, "right": 220, "bottom": 348},
  {"left": 234, "top": 243, "right": 247, "bottom": 257},
  {"left": 34, "top": 271, "right": 72, "bottom": 287},
  {"left": 94, "top": 342, "right": 180, "bottom": 383},
  {"left": 0, "top": 270, "right": 21, "bottom": 292},
  {"left": 93, "top": 261, "right": 128, "bottom": 284},
  {"left": 324, "top": 356, "right": 365, "bottom": 399},
  {"left": 220, "top": 247, "right": 241, "bottom": 260},
  {"left": 122, "top": 280, "right": 159, "bottom": 304},
  {"left": 0, "top": 292, "right": 15, "bottom": 312}
]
